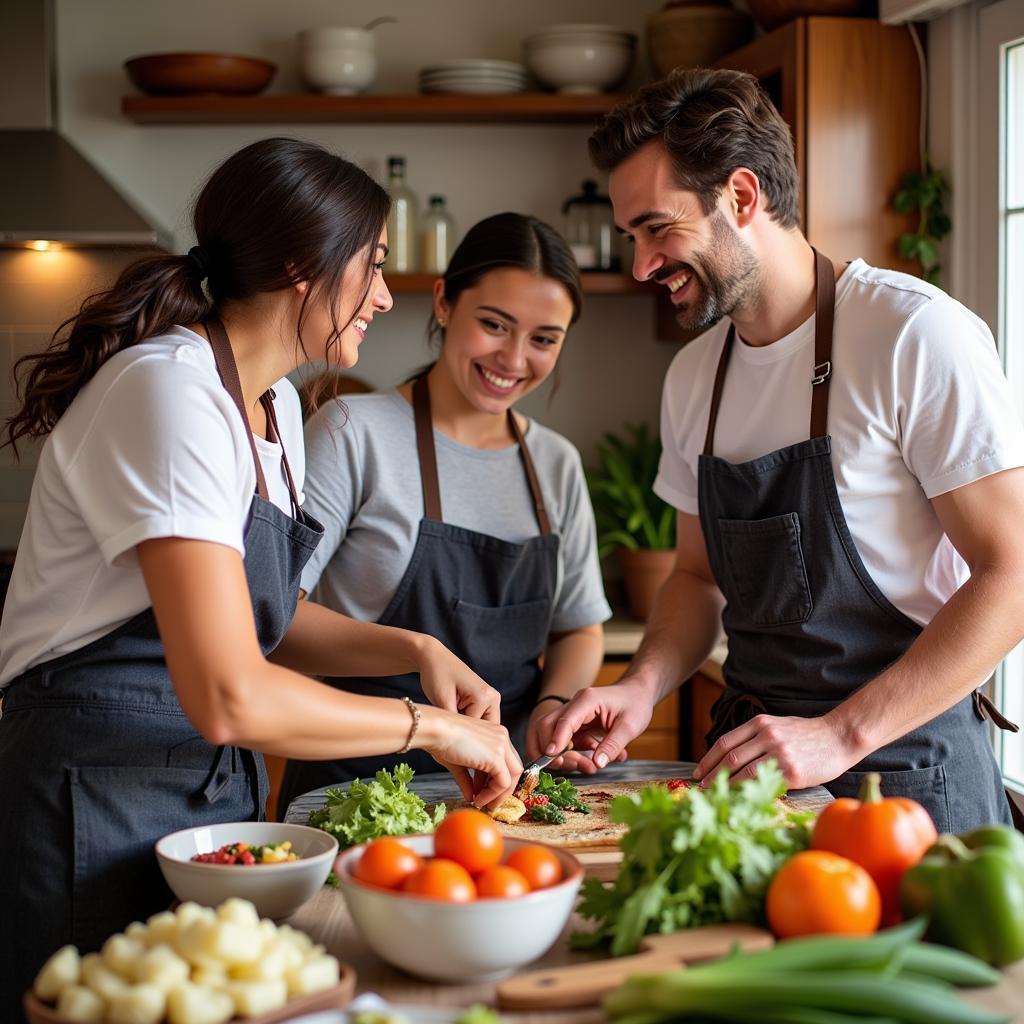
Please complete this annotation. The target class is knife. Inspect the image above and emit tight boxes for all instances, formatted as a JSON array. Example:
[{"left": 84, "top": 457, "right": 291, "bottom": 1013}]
[{"left": 514, "top": 742, "right": 573, "bottom": 800}]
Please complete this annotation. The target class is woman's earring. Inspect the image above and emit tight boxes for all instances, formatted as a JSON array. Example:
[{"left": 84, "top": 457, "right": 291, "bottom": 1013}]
[{"left": 438, "top": 317, "right": 447, "bottom": 327}]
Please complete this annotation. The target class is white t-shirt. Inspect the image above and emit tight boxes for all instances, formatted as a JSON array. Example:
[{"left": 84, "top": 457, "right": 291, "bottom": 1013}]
[
  {"left": 0, "top": 326, "right": 305, "bottom": 686},
  {"left": 654, "top": 259, "right": 1024, "bottom": 627}
]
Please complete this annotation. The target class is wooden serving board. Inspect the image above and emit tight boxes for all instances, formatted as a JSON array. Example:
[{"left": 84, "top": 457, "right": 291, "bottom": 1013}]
[{"left": 442, "top": 777, "right": 813, "bottom": 854}]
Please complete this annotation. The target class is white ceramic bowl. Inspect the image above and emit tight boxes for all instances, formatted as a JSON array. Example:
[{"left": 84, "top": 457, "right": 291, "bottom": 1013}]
[
  {"left": 155, "top": 821, "right": 338, "bottom": 920},
  {"left": 524, "top": 36, "right": 636, "bottom": 94},
  {"left": 336, "top": 834, "right": 583, "bottom": 982},
  {"left": 298, "top": 27, "right": 377, "bottom": 95}
]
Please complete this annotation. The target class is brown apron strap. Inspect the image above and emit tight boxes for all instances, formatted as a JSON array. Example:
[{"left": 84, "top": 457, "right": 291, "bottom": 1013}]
[
  {"left": 810, "top": 247, "right": 836, "bottom": 439},
  {"left": 702, "top": 326, "right": 736, "bottom": 457},
  {"left": 205, "top": 316, "right": 269, "bottom": 501},
  {"left": 974, "top": 688, "right": 1021, "bottom": 733},
  {"left": 262, "top": 391, "right": 302, "bottom": 517},
  {"left": 412, "top": 375, "right": 443, "bottom": 521},
  {"left": 507, "top": 410, "right": 552, "bottom": 536}
]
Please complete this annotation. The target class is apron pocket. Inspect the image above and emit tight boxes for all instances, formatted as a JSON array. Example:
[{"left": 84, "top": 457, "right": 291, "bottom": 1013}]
[
  {"left": 68, "top": 765, "right": 256, "bottom": 952},
  {"left": 829, "top": 764, "right": 951, "bottom": 834},
  {"left": 718, "top": 512, "right": 813, "bottom": 626}
]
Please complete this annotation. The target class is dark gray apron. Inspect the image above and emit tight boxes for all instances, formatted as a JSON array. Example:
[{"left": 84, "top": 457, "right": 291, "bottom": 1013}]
[
  {"left": 278, "top": 375, "right": 559, "bottom": 815},
  {"left": 0, "top": 318, "right": 322, "bottom": 1021},
  {"left": 699, "top": 250, "right": 1015, "bottom": 835}
]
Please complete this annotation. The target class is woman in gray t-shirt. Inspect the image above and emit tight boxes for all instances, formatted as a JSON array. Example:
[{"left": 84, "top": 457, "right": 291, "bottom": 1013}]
[{"left": 279, "top": 214, "right": 612, "bottom": 814}]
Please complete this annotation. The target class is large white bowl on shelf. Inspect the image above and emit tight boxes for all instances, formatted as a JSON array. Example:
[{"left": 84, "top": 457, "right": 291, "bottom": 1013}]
[
  {"left": 155, "top": 821, "right": 338, "bottom": 920},
  {"left": 335, "top": 834, "right": 583, "bottom": 982},
  {"left": 524, "top": 32, "right": 636, "bottom": 94}
]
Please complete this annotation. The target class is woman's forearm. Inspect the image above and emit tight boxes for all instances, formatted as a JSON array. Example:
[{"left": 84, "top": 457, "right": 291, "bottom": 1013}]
[
  {"left": 539, "top": 624, "right": 605, "bottom": 700},
  {"left": 269, "top": 598, "right": 435, "bottom": 677}
]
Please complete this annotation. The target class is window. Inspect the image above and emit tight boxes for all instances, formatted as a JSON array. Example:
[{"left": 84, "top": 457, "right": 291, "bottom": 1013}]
[{"left": 986, "top": 0, "right": 1024, "bottom": 790}]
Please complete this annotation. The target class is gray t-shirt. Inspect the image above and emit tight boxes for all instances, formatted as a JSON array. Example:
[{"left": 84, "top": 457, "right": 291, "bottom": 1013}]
[{"left": 301, "top": 390, "right": 612, "bottom": 632}]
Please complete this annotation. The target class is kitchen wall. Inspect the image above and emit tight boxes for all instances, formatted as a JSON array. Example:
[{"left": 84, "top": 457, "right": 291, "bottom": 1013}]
[{"left": 0, "top": 0, "right": 679, "bottom": 549}]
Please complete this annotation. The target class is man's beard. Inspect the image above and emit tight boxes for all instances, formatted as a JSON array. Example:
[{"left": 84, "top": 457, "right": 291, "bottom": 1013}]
[{"left": 660, "top": 210, "right": 761, "bottom": 332}]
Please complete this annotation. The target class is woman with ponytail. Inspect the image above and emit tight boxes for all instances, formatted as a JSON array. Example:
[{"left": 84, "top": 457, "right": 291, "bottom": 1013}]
[{"left": 0, "top": 138, "right": 520, "bottom": 1015}]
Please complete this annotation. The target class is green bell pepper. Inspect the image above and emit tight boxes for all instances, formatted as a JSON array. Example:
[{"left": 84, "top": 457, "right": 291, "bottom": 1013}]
[{"left": 900, "top": 824, "right": 1024, "bottom": 967}]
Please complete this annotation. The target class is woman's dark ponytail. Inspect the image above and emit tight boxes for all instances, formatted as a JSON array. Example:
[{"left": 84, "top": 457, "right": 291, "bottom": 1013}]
[{"left": 4, "top": 137, "right": 389, "bottom": 456}]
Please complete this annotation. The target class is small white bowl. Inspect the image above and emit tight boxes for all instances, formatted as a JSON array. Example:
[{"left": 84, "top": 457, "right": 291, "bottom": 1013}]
[
  {"left": 298, "top": 27, "right": 377, "bottom": 95},
  {"left": 336, "top": 834, "right": 583, "bottom": 982},
  {"left": 155, "top": 821, "right": 338, "bottom": 920},
  {"left": 524, "top": 37, "right": 636, "bottom": 94}
]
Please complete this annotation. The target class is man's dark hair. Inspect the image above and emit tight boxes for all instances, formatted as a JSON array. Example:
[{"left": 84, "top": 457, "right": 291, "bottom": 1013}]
[{"left": 588, "top": 67, "right": 800, "bottom": 229}]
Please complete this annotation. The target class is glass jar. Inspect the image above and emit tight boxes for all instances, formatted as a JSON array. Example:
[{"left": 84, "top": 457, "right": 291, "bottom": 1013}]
[
  {"left": 561, "top": 179, "right": 620, "bottom": 272},
  {"left": 420, "top": 195, "right": 455, "bottom": 274},
  {"left": 385, "top": 156, "right": 418, "bottom": 273}
]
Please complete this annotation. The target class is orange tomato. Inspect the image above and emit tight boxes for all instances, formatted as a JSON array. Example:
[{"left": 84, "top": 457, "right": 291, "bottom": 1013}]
[
  {"left": 811, "top": 772, "right": 937, "bottom": 926},
  {"left": 475, "top": 864, "right": 531, "bottom": 899},
  {"left": 352, "top": 837, "right": 422, "bottom": 890},
  {"left": 504, "top": 844, "right": 562, "bottom": 890},
  {"left": 766, "top": 850, "right": 881, "bottom": 939},
  {"left": 401, "top": 857, "right": 477, "bottom": 902},
  {"left": 434, "top": 808, "right": 503, "bottom": 875}
]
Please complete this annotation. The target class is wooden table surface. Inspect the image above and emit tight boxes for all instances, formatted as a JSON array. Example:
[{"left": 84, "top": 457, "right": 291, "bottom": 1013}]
[{"left": 285, "top": 761, "right": 1024, "bottom": 1022}]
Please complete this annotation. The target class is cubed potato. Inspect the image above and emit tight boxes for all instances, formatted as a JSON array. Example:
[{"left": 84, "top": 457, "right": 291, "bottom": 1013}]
[
  {"left": 191, "top": 964, "right": 229, "bottom": 989},
  {"left": 178, "top": 918, "right": 262, "bottom": 967},
  {"left": 286, "top": 954, "right": 340, "bottom": 997},
  {"left": 167, "top": 981, "right": 235, "bottom": 1024},
  {"left": 124, "top": 922, "right": 149, "bottom": 945},
  {"left": 175, "top": 901, "right": 215, "bottom": 931},
  {"left": 131, "top": 945, "right": 190, "bottom": 991},
  {"left": 55, "top": 983, "right": 104, "bottom": 1023},
  {"left": 217, "top": 897, "right": 260, "bottom": 929},
  {"left": 229, "top": 940, "right": 287, "bottom": 981},
  {"left": 227, "top": 978, "right": 288, "bottom": 1018},
  {"left": 81, "top": 953, "right": 129, "bottom": 1001},
  {"left": 102, "top": 933, "right": 145, "bottom": 978},
  {"left": 106, "top": 982, "right": 166, "bottom": 1024},
  {"left": 145, "top": 911, "right": 178, "bottom": 948},
  {"left": 33, "top": 944, "right": 80, "bottom": 1001}
]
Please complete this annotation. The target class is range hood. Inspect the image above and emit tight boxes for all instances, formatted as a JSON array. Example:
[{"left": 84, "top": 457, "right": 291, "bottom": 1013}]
[{"left": 0, "top": 1, "right": 166, "bottom": 249}]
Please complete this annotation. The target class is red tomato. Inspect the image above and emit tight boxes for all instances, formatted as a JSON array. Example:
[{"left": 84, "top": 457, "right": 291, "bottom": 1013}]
[
  {"left": 433, "top": 808, "right": 503, "bottom": 875},
  {"left": 504, "top": 845, "right": 562, "bottom": 889},
  {"left": 475, "top": 865, "right": 531, "bottom": 899},
  {"left": 401, "top": 858, "right": 477, "bottom": 902},
  {"left": 352, "top": 837, "right": 422, "bottom": 890}
]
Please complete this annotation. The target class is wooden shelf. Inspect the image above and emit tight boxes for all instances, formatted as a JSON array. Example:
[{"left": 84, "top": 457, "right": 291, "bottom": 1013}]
[
  {"left": 121, "top": 92, "right": 629, "bottom": 125},
  {"left": 386, "top": 272, "right": 649, "bottom": 295}
]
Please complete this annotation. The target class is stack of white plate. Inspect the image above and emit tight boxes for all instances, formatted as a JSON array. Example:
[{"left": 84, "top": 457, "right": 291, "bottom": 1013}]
[{"left": 418, "top": 59, "right": 529, "bottom": 95}]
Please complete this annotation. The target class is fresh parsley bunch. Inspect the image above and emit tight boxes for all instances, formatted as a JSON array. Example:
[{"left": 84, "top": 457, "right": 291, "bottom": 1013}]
[
  {"left": 573, "top": 761, "right": 811, "bottom": 956},
  {"left": 534, "top": 771, "right": 592, "bottom": 813},
  {"left": 307, "top": 763, "right": 445, "bottom": 847}
]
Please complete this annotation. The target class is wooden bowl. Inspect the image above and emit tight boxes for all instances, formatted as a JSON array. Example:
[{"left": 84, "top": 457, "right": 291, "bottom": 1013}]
[
  {"left": 25, "top": 968, "right": 355, "bottom": 1024},
  {"left": 646, "top": 4, "right": 754, "bottom": 74},
  {"left": 124, "top": 52, "right": 276, "bottom": 95}
]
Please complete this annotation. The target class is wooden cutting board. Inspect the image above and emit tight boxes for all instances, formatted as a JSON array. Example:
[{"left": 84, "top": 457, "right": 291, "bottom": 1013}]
[
  {"left": 442, "top": 777, "right": 811, "bottom": 853},
  {"left": 496, "top": 923, "right": 774, "bottom": 1010}
]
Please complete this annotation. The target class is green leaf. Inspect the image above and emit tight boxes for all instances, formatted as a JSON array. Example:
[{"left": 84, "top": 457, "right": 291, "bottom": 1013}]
[
  {"left": 916, "top": 237, "right": 939, "bottom": 268},
  {"left": 893, "top": 189, "right": 917, "bottom": 214},
  {"left": 898, "top": 233, "right": 920, "bottom": 260}
]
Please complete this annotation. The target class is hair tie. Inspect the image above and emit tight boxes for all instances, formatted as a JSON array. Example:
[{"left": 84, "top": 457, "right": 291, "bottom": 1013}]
[{"left": 186, "top": 245, "right": 211, "bottom": 281}]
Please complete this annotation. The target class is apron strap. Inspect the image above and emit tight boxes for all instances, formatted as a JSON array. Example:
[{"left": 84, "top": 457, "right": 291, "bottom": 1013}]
[
  {"left": 412, "top": 375, "right": 444, "bottom": 521},
  {"left": 974, "top": 688, "right": 1021, "bottom": 733},
  {"left": 508, "top": 410, "right": 552, "bottom": 536},
  {"left": 411, "top": 373, "right": 552, "bottom": 535},
  {"left": 702, "top": 247, "right": 837, "bottom": 456},
  {"left": 205, "top": 316, "right": 270, "bottom": 502},
  {"left": 262, "top": 390, "right": 302, "bottom": 518},
  {"left": 810, "top": 247, "right": 837, "bottom": 440}
]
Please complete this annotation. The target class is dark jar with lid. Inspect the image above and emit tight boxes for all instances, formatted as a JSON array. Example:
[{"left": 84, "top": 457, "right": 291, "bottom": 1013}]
[{"left": 561, "top": 179, "right": 620, "bottom": 272}]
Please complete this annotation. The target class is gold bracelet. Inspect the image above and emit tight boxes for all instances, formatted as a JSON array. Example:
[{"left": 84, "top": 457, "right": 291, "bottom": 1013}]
[{"left": 397, "top": 696, "right": 421, "bottom": 754}]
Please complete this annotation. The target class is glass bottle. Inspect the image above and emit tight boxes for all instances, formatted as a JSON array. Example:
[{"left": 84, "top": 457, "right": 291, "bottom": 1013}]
[
  {"left": 420, "top": 195, "right": 456, "bottom": 274},
  {"left": 561, "top": 179, "right": 620, "bottom": 272},
  {"left": 385, "top": 156, "right": 418, "bottom": 273}
]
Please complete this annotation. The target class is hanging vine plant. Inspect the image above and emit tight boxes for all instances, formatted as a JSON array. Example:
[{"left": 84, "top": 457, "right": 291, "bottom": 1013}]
[{"left": 893, "top": 164, "right": 952, "bottom": 285}]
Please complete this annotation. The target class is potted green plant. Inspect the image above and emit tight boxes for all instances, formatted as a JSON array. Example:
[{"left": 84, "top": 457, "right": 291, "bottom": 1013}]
[{"left": 587, "top": 423, "right": 677, "bottom": 621}]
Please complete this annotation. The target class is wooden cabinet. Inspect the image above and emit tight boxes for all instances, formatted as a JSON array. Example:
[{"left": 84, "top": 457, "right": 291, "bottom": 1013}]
[{"left": 689, "top": 669, "right": 726, "bottom": 762}]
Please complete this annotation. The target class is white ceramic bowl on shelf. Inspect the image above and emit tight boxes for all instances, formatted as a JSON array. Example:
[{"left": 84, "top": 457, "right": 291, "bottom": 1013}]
[
  {"left": 155, "top": 821, "right": 338, "bottom": 920},
  {"left": 335, "top": 834, "right": 583, "bottom": 982},
  {"left": 298, "top": 27, "right": 377, "bottom": 95},
  {"left": 523, "top": 30, "right": 636, "bottom": 94}
]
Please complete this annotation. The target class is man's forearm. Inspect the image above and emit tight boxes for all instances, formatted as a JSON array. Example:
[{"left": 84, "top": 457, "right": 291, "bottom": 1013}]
[
  {"left": 625, "top": 568, "right": 725, "bottom": 704},
  {"left": 828, "top": 563, "right": 1024, "bottom": 756},
  {"left": 540, "top": 625, "right": 605, "bottom": 701}
]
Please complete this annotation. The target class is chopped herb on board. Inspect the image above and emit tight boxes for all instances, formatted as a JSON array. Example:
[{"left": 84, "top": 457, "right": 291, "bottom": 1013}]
[
  {"left": 534, "top": 771, "right": 592, "bottom": 813},
  {"left": 307, "top": 763, "right": 444, "bottom": 847},
  {"left": 572, "top": 760, "right": 812, "bottom": 956}
]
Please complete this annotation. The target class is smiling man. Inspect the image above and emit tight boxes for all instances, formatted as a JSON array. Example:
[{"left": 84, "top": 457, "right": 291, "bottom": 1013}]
[{"left": 539, "top": 67, "right": 1024, "bottom": 833}]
